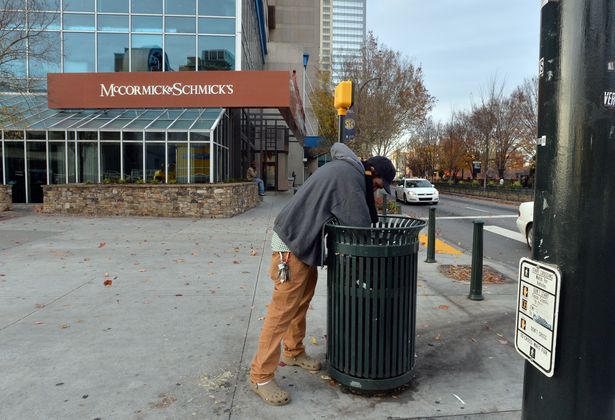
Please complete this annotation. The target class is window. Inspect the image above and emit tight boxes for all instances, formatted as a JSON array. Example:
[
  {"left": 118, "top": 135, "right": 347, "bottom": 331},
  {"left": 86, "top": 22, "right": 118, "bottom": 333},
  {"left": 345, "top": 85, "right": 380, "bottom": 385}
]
[
  {"left": 165, "top": 35, "right": 195, "bottom": 71},
  {"left": 132, "top": 15, "right": 162, "bottom": 32},
  {"left": 78, "top": 142, "right": 97, "bottom": 183},
  {"left": 49, "top": 143, "right": 66, "bottom": 184},
  {"left": 166, "top": 16, "right": 195, "bottom": 33},
  {"left": 98, "top": 0, "right": 128, "bottom": 13},
  {"left": 98, "top": 33, "right": 129, "bottom": 72},
  {"left": 123, "top": 143, "right": 143, "bottom": 181},
  {"left": 198, "top": 35, "right": 234, "bottom": 70},
  {"left": 101, "top": 143, "right": 121, "bottom": 181},
  {"left": 131, "top": 0, "right": 162, "bottom": 14},
  {"left": 130, "top": 34, "right": 163, "bottom": 71},
  {"left": 63, "top": 33, "right": 95, "bottom": 72},
  {"left": 165, "top": 0, "right": 195, "bottom": 15},
  {"left": 198, "top": 17, "right": 234, "bottom": 34},
  {"left": 29, "top": 31, "right": 60, "bottom": 77},
  {"left": 63, "top": 0, "right": 94, "bottom": 12},
  {"left": 98, "top": 15, "right": 129, "bottom": 32},
  {"left": 198, "top": 0, "right": 234, "bottom": 16},
  {"left": 63, "top": 13, "right": 95, "bottom": 30},
  {"left": 146, "top": 144, "right": 165, "bottom": 181}
]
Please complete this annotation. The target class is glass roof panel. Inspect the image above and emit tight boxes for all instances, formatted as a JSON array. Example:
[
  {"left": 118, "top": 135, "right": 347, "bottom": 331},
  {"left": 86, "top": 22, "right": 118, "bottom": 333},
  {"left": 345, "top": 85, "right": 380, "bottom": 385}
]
[
  {"left": 124, "top": 118, "right": 154, "bottom": 129},
  {"left": 148, "top": 119, "right": 174, "bottom": 129},
  {"left": 102, "top": 118, "right": 135, "bottom": 129},
  {"left": 169, "top": 120, "right": 193, "bottom": 129},
  {"left": 190, "top": 119, "right": 216, "bottom": 130}
]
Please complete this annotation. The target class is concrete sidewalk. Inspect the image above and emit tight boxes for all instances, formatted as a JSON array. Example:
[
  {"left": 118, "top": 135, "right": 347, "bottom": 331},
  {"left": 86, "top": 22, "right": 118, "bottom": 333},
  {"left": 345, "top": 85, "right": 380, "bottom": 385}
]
[{"left": 0, "top": 194, "right": 523, "bottom": 419}]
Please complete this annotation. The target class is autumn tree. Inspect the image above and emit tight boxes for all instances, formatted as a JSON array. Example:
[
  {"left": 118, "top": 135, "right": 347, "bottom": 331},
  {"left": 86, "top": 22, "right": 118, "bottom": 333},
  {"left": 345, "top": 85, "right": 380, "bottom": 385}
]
[
  {"left": 308, "top": 70, "right": 338, "bottom": 155},
  {"left": 310, "top": 32, "right": 434, "bottom": 158},
  {"left": 405, "top": 119, "right": 440, "bottom": 179},
  {"left": 439, "top": 114, "right": 469, "bottom": 181}
]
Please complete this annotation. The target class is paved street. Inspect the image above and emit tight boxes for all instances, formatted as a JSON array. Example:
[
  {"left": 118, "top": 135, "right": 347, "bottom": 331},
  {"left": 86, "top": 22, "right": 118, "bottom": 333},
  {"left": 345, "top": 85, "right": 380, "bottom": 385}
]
[{"left": 0, "top": 193, "right": 524, "bottom": 419}]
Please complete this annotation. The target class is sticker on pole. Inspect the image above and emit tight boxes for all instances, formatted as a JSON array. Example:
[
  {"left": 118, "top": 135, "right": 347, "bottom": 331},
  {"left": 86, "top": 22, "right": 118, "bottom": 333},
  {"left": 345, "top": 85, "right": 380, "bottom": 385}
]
[{"left": 514, "top": 257, "right": 562, "bottom": 377}]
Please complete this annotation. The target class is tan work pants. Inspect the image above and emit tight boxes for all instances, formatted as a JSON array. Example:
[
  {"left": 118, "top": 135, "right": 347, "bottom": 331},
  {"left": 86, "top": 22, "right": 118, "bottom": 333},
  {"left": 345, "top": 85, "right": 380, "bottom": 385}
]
[{"left": 250, "top": 252, "right": 318, "bottom": 383}]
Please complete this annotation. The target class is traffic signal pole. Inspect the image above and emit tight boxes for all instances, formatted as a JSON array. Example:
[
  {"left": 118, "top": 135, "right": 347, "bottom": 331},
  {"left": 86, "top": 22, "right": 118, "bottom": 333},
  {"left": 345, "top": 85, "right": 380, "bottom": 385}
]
[{"left": 522, "top": 1, "right": 615, "bottom": 418}]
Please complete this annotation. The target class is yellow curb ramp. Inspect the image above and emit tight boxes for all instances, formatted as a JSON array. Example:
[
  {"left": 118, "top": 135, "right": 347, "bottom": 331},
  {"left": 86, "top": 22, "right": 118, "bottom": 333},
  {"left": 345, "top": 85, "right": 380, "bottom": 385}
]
[{"left": 418, "top": 233, "right": 464, "bottom": 255}]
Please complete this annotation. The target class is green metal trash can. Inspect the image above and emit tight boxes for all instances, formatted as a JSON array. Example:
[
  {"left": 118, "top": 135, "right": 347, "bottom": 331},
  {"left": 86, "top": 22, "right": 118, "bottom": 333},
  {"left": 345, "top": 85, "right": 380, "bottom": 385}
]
[{"left": 325, "top": 215, "right": 426, "bottom": 391}]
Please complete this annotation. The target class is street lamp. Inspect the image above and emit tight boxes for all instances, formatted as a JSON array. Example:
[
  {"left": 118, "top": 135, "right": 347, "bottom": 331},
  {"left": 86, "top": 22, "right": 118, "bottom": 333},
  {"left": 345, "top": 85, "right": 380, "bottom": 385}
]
[{"left": 302, "top": 53, "right": 309, "bottom": 109}]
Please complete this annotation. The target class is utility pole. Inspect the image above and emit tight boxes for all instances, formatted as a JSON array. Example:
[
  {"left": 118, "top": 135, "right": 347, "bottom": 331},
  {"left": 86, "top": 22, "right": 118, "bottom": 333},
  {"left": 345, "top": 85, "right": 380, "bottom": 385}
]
[{"left": 522, "top": 1, "right": 615, "bottom": 419}]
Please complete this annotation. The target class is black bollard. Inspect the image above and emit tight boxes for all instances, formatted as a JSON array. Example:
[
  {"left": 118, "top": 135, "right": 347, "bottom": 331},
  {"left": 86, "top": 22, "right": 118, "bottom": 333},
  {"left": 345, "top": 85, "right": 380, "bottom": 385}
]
[
  {"left": 425, "top": 207, "right": 436, "bottom": 263},
  {"left": 469, "top": 220, "right": 484, "bottom": 301}
]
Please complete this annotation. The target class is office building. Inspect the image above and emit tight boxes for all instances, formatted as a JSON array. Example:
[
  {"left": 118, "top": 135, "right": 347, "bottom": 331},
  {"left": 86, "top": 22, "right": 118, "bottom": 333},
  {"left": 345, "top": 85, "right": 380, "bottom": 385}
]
[{"left": 0, "top": 0, "right": 318, "bottom": 204}]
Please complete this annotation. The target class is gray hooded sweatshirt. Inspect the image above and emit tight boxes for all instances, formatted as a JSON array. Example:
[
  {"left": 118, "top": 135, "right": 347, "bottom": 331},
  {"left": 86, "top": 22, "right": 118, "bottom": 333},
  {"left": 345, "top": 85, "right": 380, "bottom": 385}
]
[{"left": 273, "top": 143, "right": 372, "bottom": 266}]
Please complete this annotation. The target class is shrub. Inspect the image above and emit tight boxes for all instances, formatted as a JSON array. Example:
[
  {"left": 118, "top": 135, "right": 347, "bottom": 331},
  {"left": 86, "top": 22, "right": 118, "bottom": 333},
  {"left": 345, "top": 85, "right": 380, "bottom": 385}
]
[
  {"left": 135, "top": 178, "right": 145, "bottom": 184},
  {"left": 471, "top": 180, "right": 481, "bottom": 187},
  {"left": 512, "top": 181, "right": 522, "bottom": 189}
]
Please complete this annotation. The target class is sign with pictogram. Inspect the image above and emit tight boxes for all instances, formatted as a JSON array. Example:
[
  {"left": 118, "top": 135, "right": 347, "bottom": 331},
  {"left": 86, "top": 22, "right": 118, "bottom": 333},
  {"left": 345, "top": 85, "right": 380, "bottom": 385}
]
[{"left": 514, "top": 257, "right": 562, "bottom": 377}]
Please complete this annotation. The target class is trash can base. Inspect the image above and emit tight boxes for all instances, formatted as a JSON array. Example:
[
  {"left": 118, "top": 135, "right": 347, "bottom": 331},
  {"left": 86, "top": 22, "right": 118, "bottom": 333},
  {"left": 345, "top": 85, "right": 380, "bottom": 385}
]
[{"left": 328, "top": 366, "right": 415, "bottom": 392}]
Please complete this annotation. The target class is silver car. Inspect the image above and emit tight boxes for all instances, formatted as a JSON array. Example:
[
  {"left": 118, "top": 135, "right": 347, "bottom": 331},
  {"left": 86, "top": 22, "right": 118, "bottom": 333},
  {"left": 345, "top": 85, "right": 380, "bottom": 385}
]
[{"left": 394, "top": 178, "right": 439, "bottom": 204}]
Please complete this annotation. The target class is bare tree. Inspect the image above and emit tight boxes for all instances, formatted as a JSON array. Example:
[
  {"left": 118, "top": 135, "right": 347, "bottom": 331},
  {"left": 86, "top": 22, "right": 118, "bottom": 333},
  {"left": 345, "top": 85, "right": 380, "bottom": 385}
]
[
  {"left": 0, "top": 0, "right": 59, "bottom": 117},
  {"left": 340, "top": 32, "right": 435, "bottom": 157},
  {"left": 512, "top": 76, "right": 539, "bottom": 162}
]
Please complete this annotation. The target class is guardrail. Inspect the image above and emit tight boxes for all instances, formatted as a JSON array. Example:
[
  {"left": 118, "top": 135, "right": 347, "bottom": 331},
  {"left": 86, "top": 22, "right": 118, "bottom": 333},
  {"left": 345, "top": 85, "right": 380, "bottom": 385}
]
[{"left": 435, "top": 183, "right": 534, "bottom": 203}]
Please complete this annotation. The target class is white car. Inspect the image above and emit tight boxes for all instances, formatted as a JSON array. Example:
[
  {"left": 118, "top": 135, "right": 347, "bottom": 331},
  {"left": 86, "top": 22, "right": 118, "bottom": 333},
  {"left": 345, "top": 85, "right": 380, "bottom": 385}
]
[
  {"left": 516, "top": 201, "right": 534, "bottom": 249},
  {"left": 394, "top": 178, "right": 439, "bottom": 204}
]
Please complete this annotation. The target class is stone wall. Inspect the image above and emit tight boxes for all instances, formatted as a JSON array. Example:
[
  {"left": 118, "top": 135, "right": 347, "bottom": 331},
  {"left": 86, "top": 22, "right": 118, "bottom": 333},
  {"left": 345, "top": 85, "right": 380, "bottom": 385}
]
[
  {"left": 42, "top": 183, "right": 260, "bottom": 218},
  {"left": 0, "top": 185, "right": 11, "bottom": 211}
]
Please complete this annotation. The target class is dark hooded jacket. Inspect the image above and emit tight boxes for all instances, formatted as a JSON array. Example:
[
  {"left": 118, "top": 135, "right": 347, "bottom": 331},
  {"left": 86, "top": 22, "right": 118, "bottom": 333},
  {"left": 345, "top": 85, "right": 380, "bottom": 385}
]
[{"left": 273, "top": 143, "right": 372, "bottom": 266}]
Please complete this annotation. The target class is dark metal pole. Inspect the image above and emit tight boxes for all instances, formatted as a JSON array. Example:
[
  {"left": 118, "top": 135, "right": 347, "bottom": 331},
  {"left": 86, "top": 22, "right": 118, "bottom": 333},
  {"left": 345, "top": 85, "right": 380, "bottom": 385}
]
[
  {"left": 425, "top": 207, "right": 436, "bottom": 263},
  {"left": 523, "top": 1, "right": 615, "bottom": 418},
  {"left": 338, "top": 114, "right": 344, "bottom": 143},
  {"left": 382, "top": 191, "right": 388, "bottom": 216},
  {"left": 468, "top": 220, "right": 484, "bottom": 301}
]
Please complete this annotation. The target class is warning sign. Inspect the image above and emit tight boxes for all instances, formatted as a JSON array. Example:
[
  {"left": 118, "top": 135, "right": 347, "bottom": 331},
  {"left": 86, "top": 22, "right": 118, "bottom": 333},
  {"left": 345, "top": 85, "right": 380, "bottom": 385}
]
[{"left": 514, "top": 258, "right": 562, "bottom": 377}]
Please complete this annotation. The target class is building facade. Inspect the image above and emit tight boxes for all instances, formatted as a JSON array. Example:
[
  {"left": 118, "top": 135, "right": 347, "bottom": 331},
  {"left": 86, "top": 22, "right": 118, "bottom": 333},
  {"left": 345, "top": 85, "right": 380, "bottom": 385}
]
[
  {"left": 0, "top": 0, "right": 313, "bottom": 204},
  {"left": 320, "top": 0, "right": 366, "bottom": 81}
]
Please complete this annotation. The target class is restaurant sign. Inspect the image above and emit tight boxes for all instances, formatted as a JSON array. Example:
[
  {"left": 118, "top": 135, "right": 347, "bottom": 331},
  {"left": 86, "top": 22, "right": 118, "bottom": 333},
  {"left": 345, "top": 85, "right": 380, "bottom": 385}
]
[{"left": 48, "top": 71, "right": 292, "bottom": 109}]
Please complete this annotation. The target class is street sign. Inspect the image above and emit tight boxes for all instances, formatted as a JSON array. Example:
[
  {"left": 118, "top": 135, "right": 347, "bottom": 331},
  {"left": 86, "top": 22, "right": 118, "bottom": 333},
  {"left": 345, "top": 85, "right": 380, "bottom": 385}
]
[
  {"left": 515, "top": 258, "right": 562, "bottom": 377},
  {"left": 343, "top": 108, "right": 356, "bottom": 141}
]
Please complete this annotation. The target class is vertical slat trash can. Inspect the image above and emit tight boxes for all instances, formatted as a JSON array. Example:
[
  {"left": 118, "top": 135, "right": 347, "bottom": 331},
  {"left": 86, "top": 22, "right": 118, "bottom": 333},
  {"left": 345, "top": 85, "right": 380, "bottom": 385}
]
[{"left": 325, "top": 215, "right": 426, "bottom": 391}]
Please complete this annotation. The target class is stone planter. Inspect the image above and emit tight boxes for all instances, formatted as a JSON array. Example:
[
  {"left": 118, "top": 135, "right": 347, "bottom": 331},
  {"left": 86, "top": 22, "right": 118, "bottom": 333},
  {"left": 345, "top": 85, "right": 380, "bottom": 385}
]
[
  {"left": 0, "top": 185, "right": 11, "bottom": 211},
  {"left": 42, "top": 183, "right": 260, "bottom": 218}
]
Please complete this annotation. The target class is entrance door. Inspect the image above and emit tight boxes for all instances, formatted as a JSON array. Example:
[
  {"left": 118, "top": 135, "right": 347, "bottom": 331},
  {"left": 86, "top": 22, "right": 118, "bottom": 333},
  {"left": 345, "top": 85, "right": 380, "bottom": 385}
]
[
  {"left": 5, "top": 142, "right": 26, "bottom": 203},
  {"left": 263, "top": 157, "right": 276, "bottom": 191},
  {"left": 27, "top": 142, "right": 46, "bottom": 203}
]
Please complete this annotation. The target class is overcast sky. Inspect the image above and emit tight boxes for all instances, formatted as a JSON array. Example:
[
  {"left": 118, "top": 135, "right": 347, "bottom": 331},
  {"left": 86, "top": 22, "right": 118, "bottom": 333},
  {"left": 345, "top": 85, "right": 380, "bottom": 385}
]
[{"left": 367, "top": 1, "right": 541, "bottom": 124}]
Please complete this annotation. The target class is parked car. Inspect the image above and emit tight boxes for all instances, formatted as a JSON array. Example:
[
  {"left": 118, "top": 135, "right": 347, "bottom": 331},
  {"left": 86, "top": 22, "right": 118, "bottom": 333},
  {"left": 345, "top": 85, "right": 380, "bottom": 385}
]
[
  {"left": 394, "top": 178, "right": 439, "bottom": 204},
  {"left": 516, "top": 201, "right": 534, "bottom": 249}
]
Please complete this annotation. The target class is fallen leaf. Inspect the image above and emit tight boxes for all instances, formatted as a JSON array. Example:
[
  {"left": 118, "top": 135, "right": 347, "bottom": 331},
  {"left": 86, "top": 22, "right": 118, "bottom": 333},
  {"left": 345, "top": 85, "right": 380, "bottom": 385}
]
[
  {"left": 434, "top": 305, "right": 449, "bottom": 310},
  {"left": 258, "top": 316, "right": 265, "bottom": 321},
  {"left": 34, "top": 304, "right": 45, "bottom": 309},
  {"left": 138, "top": 269, "right": 146, "bottom": 272},
  {"left": 98, "top": 242, "right": 106, "bottom": 248},
  {"left": 60, "top": 323, "right": 70, "bottom": 329},
  {"left": 232, "top": 260, "right": 240, "bottom": 264},
  {"left": 498, "top": 339, "right": 508, "bottom": 345},
  {"left": 434, "top": 334, "right": 441, "bottom": 340},
  {"left": 321, "top": 375, "right": 331, "bottom": 380},
  {"left": 103, "top": 279, "right": 113, "bottom": 287},
  {"left": 310, "top": 336, "right": 318, "bottom": 345},
  {"left": 250, "top": 249, "right": 257, "bottom": 256},
  {"left": 278, "top": 361, "right": 287, "bottom": 367},
  {"left": 35, "top": 321, "right": 44, "bottom": 325}
]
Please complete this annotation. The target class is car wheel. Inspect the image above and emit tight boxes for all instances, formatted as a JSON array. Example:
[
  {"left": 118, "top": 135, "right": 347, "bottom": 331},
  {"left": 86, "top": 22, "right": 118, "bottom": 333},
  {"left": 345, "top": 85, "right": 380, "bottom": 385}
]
[{"left": 526, "top": 223, "right": 533, "bottom": 250}]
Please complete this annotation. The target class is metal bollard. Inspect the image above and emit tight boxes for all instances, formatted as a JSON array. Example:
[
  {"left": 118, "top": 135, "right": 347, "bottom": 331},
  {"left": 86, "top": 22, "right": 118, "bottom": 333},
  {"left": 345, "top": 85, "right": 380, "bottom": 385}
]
[
  {"left": 425, "top": 207, "right": 436, "bottom": 263},
  {"left": 469, "top": 220, "right": 484, "bottom": 301}
]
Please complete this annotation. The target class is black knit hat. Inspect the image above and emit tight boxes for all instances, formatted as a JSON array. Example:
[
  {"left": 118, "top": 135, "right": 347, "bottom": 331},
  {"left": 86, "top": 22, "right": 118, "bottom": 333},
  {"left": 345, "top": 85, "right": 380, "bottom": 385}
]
[{"left": 366, "top": 156, "right": 396, "bottom": 193}]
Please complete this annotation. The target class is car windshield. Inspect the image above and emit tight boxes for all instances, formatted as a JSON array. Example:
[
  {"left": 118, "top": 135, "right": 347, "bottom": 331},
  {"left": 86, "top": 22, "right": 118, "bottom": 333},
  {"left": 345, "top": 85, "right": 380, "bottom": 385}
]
[{"left": 405, "top": 179, "right": 432, "bottom": 188}]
